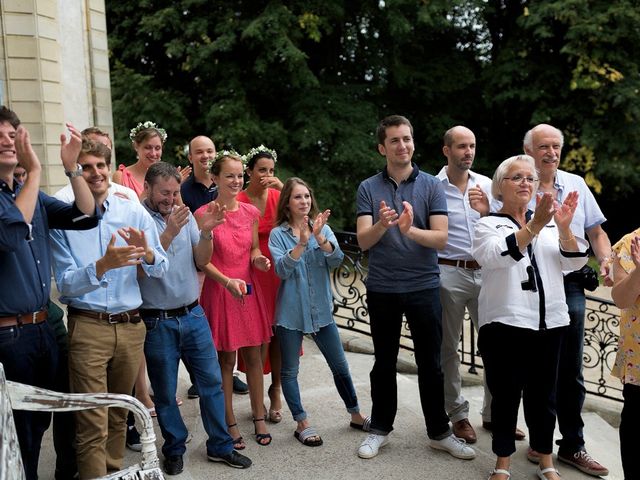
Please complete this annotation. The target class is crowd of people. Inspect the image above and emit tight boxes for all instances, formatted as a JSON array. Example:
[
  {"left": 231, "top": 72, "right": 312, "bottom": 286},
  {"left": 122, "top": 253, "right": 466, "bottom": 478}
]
[{"left": 0, "top": 105, "right": 635, "bottom": 480}]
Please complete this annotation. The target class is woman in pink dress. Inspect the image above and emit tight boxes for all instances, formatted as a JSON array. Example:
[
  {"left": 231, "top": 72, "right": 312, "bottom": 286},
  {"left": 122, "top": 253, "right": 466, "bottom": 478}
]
[
  {"left": 112, "top": 121, "right": 166, "bottom": 197},
  {"left": 198, "top": 151, "right": 274, "bottom": 448},
  {"left": 237, "top": 145, "right": 285, "bottom": 423}
]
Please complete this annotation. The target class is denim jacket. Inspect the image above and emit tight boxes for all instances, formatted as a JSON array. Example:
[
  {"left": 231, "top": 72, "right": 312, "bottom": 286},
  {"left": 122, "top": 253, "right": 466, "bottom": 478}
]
[{"left": 268, "top": 222, "right": 344, "bottom": 333}]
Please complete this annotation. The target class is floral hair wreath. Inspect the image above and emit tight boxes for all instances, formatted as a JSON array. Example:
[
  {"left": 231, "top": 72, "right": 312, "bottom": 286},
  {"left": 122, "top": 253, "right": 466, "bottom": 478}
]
[
  {"left": 129, "top": 121, "right": 168, "bottom": 143},
  {"left": 208, "top": 149, "right": 242, "bottom": 170},
  {"left": 242, "top": 144, "right": 278, "bottom": 165}
]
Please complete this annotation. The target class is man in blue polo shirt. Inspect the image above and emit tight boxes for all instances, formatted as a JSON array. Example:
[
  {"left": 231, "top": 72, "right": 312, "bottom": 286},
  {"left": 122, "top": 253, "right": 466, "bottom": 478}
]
[
  {"left": 355, "top": 115, "right": 475, "bottom": 461},
  {"left": 139, "top": 162, "right": 251, "bottom": 474},
  {"left": 0, "top": 106, "right": 98, "bottom": 479}
]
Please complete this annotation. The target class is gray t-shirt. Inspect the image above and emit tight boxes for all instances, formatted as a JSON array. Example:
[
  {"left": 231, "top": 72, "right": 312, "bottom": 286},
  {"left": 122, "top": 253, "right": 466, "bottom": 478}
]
[{"left": 356, "top": 164, "right": 447, "bottom": 293}]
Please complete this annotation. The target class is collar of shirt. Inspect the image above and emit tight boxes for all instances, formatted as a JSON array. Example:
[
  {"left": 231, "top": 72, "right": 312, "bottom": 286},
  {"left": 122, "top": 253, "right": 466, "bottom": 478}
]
[{"left": 382, "top": 162, "right": 420, "bottom": 185}]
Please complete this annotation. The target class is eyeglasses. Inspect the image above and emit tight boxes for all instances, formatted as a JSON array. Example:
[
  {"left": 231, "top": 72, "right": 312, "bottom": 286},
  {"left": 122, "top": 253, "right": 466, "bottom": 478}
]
[{"left": 503, "top": 175, "right": 538, "bottom": 184}]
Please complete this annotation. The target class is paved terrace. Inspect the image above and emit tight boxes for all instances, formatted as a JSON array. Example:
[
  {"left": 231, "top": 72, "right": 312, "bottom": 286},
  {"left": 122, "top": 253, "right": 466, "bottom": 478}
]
[{"left": 38, "top": 333, "right": 623, "bottom": 480}]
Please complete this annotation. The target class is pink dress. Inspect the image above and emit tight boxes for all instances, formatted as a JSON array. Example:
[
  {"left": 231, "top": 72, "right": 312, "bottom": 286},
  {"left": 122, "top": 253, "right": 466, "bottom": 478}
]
[
  {"left": 198, "top": 202, "right": 272, "bottom": 352},
  {"left": 117, "top": 164, "right": 144, "bottom": 198},
  {"left": 237, "top": 189, "right": 281, "bottom": 325},
  {"left": 237, "top": 189, "right": 281, "bottom": 373}
]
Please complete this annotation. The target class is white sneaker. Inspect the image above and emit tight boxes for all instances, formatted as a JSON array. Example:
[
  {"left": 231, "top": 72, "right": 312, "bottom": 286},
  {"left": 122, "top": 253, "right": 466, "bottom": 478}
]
[
  {"left": 429, "top": 434, "right": 476, "bottom": 460},
  {"left": 358, "top": 433, "right": 389, "bottom": 459}
]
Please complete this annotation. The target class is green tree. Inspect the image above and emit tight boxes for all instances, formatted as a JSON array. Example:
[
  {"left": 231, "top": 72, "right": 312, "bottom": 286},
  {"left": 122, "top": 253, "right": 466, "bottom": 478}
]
[{"left": 107, "top": 0, "right": 640, "bottom": 234}]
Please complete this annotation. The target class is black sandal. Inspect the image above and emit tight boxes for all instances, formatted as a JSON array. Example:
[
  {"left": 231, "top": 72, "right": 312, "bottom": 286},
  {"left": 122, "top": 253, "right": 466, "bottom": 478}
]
[
  {"left": 227, "top": 423, "right": 245, "bottom": 450},
  {"left": 253, "top": 418, "right": 272, "bottom": 446}
]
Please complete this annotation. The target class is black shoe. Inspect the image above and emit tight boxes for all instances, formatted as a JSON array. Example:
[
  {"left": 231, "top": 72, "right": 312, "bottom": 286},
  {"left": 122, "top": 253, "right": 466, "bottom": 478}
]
[
  {"left": 207, "top": 450, "right": 252, "bottom": 469},
  {"left": 126, "top": 426, "right": 142, "bottom": 452},
  {"left": 232, "top": 375, "right": 249, "bottom": 395},
  {"left": 163, "top": 455, "right": 184, "bottom": 475},
  {"left": 187, "top": 384, "right": 199, "bottom": 399}
]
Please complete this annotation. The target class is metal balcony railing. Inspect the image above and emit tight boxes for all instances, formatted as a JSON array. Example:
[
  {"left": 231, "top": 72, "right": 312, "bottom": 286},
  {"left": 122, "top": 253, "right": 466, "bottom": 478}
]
[{"left": 331, "top": 231, "right": 623, "bottom": 402}]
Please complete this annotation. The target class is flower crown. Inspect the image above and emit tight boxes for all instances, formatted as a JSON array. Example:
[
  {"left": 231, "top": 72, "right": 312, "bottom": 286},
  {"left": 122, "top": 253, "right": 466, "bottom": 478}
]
[
  {"left": 242, "top": 144, "right": 277, "bottom": 164},
  {"left": 129, "top": 121, "right": 167, "bottom": 143},
  {"left": 208, "top": 149, "right": 242, "bottom": 170}
]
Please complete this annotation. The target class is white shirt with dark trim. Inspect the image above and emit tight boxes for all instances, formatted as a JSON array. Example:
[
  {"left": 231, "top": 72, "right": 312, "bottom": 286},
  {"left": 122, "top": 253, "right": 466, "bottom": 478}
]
[{"left": 472, "top": 213, "right": 589, "bottom": 331}]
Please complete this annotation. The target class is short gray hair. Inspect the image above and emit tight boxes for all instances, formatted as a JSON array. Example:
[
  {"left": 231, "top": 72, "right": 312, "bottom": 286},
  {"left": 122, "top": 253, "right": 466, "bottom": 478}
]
[
  {"left": 492, "top": 154, "right": 537, "bottom": 201},
  {"left": 523, "top": 124, "right": 564, "bottom": 151}
]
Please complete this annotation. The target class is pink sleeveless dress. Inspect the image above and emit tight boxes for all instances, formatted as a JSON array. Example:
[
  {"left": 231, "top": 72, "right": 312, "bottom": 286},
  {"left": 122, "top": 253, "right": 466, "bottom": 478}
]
[
  {"left": 198, "top": 202, "right": 272, "bottom": 352},
  {"left": 117, "top": 164, "right": 144, "bottom": 198}
]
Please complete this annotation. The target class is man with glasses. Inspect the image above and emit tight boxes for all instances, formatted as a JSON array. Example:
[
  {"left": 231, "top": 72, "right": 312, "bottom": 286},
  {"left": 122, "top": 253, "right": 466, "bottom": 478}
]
[{"left": 522, "top": 124, "right": 611, "bottom": 477}]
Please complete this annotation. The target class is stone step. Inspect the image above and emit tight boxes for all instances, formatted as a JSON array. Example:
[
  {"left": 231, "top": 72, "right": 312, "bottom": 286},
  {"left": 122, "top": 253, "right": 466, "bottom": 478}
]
[{"left": 35, "top": 338, "right": 622, "bottom": 479}]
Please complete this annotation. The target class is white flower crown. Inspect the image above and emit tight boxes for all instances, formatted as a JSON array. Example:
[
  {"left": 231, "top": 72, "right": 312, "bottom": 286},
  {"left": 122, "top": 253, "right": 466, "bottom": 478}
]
[
  {"left": 129, "top": 121, "right": 168, "bottom": 143},
  {"left": 242, "top": 144, "right": 277, "bottom": 164},
  {"left": 208, "top": 149, "right": 242, "bottom": 170}
]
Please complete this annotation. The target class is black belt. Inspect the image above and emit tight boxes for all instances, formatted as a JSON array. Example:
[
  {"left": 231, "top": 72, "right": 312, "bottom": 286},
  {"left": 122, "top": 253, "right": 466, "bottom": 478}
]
[
  {"left": 139, "top": 300, "right": 199, "bottom": 319},
  {"left": 68, "top": 306, "right": 141, "bottom": 324}
]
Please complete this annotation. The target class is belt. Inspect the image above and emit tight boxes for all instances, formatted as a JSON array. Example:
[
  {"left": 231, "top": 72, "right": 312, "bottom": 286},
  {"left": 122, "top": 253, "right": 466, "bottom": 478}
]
[
  {"left": 139, "top": 300, "right": 199, "bottom": 319},
  {"left": 68, "top": 306, "right": 141, "bottom": 324},
  {"left": 0, "top": 309, "right": 47, "bottom": 328},
  {"left": 438, "top": 258, "right": 481, "bottom": 270}
]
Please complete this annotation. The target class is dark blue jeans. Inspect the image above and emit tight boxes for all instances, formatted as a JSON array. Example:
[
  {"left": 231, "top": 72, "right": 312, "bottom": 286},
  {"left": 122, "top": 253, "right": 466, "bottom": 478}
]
[
  {"left": 277, "top": 322, "right": 360, "bottom": 421},
  {"left": 556, "top": 278, "right": 587, "bottom": 454},
  {"left": 0, "top": 320, "right": 58, "bottom": 480},
  {"left": 142, "top": 304, "right": 233, "bottom": 457},
  {"left": 366, "top": 288, "right": 451, "bottom": 439}
]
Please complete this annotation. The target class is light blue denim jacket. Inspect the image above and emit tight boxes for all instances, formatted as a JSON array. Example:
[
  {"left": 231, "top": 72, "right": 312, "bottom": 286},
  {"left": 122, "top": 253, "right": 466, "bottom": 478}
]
[{"left": 268, "top": 222, "right": 344, "bottom": 333}]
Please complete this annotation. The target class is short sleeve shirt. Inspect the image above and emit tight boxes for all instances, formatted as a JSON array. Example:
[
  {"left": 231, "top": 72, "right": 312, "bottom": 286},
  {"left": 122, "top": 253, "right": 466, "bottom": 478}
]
[{"left": 356, "top": 163, "right": 447, "bottom": 293}]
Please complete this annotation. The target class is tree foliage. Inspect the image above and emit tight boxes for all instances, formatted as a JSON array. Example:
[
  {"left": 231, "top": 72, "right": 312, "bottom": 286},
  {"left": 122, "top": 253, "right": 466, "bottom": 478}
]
[{"left": 107, "top": 0, "right": 640, "bottom": 235}]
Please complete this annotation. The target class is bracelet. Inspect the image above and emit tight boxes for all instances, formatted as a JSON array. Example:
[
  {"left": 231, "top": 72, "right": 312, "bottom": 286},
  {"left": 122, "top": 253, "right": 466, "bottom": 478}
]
[
  {"left": 524, "top": 223, "right": 537, "bottom": 237},
  {"left": 320, "top": 237, "right": 329, "bottom": 246},
  {"left": 200, "top": 230, "right": 213, "bottom": 240},
  {"left": 298, "top": 242, "right": 308, "bottom": 248},
  {"left": 559, "top": 233, "right": 575, "bottom": 243},
  {"left": 225, "top": 278, "right": 231, "bottom": 288}
]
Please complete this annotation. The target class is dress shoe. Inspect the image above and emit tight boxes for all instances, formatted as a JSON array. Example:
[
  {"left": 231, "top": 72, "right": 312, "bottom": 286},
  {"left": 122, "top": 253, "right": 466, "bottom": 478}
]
[
  {"left": 452, "top": 418, "right": 477, "bottom": 444},
  {"left": 482, "top": 421, "right": 526, "bottom": 441}
]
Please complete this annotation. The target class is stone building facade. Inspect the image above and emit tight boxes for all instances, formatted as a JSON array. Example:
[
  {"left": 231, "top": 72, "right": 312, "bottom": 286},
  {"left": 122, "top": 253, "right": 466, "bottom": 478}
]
[{"left": 0, "top": 0, "right": 113, "bottom": 193}]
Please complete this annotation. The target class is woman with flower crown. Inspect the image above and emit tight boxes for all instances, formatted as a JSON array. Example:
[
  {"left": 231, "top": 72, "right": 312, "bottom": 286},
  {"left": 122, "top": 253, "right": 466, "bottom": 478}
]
[
  {"left": 113, "top": 121, "right": 169, "bottom": 198},
  {"left": 236, "top": 145, "right": 285, "bottom": 423},
  {"left": 197, "top": 151, "right": 274, "bottom": 448}
]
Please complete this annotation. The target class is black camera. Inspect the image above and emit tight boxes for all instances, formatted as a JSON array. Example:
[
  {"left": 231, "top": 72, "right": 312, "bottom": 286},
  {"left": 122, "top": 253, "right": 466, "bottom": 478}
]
[{"left": 521, "top": 265, "right": 537, "bottom": 292}]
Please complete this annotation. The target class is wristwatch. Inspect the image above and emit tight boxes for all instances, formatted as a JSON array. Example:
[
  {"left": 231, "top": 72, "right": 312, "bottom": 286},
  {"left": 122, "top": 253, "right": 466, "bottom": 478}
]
[{"left": 65, "top": 164, "right": 83, "bottom": 178}]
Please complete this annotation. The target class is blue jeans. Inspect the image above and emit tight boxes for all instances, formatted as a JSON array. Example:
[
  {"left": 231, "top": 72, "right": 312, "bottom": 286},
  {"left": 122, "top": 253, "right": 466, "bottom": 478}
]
[
  {"left": 366, "top": 288, "right": 451, "bottom": 439},
  {"left": 556, "top": 278, "right": 587, "bottom": 454},
  {"left": 0, "top": 320, "right": 58, "bottom": 480},
  {"left": 142, "top": 304, "right": 233, "bottom": 457},
  {"left": 277, "top": 322, "right": 360, "bottom": 422}
]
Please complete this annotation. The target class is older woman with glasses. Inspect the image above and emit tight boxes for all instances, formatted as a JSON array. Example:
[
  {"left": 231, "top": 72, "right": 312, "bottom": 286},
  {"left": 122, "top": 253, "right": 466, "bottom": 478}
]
[{"left": 472, "top": 155, "right": 589, "bottom": 480}]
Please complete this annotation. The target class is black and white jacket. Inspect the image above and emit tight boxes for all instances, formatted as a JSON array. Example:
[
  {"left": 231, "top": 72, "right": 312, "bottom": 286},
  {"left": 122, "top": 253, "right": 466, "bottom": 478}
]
[{"left": 472, "top": 212, "right": 589, "bottom": 331}]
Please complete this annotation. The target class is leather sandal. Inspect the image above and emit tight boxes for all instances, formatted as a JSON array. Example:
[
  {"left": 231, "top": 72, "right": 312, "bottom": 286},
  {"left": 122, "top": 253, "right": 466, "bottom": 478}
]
[
  {"left": 227, "top": 423, "right": 245, "bottom": 450},
  {"left": 253, "top": 418, "right": 272, "bottom": 446}
]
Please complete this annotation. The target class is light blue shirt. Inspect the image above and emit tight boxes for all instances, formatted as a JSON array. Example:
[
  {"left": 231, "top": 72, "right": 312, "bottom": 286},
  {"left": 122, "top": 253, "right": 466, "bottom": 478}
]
[
  {"left": 528, "top": 169, "right": 606, "bottom": 237},
  {"left": 138, "top": 202, "right": 200, "bottom": 309},
  {"left": 269, "top": 222, "right": 344, "bottom": 334},
  {"left": 50, "top": 194, "right": 168, "bottom": 313},
  {"left": 436, "top": 166, "right": 492, "bottom": 260}
]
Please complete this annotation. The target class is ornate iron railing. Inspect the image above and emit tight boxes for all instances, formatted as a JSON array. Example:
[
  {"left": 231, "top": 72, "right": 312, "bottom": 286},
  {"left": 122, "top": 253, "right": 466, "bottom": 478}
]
[{"left": 331, "top": 231, "right": 623, "bottom": 402}]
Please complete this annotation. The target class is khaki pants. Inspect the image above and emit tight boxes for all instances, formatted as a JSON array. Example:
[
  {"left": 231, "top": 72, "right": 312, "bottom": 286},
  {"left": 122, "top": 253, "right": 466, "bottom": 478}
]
[{"left": 67, "top": 314, "right": 145, "bottom": 479}]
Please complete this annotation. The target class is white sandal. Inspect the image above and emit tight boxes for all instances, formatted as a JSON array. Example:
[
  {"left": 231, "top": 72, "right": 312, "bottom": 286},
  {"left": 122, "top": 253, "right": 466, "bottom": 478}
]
[
  {"left": 537, "top": 466, "right": 561, "bottom": 479},
  {"left": 488, "top": 468, "right": 510, "bottom": 479}
]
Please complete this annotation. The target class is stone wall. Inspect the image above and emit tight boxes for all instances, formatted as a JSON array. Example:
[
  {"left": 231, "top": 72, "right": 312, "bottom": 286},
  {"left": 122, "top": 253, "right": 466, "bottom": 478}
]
[{"left": 0, "top": 0, "right": 114, "bottom": 193}]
